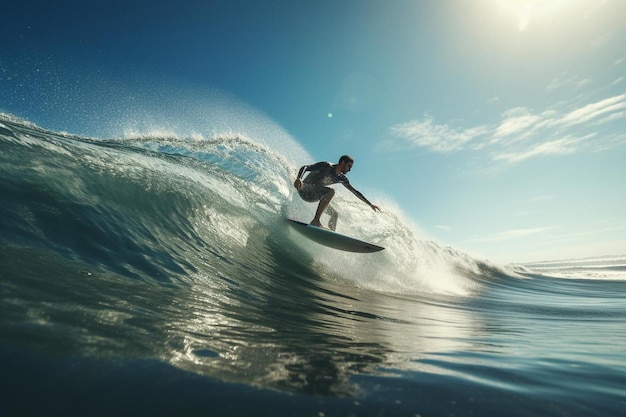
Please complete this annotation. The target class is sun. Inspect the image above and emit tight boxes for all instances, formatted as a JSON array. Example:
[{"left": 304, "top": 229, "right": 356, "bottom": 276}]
[{"left": 493, "top": 0, "right": 581, "bottom": 32}]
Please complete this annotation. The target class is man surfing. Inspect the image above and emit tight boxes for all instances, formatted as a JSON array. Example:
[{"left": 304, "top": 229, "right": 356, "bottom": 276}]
[{"left": 294, "top": 155, "right": 380, "bottom": 230}]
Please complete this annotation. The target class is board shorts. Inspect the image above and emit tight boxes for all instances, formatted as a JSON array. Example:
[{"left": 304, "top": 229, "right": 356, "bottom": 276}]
[{"left": 298, "top": 185, "right": 332, "bottom": 203}]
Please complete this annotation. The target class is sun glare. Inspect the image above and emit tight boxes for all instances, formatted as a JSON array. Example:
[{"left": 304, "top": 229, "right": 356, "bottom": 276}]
[{"left": 494, "top": 0, "right": 582, "bottom": 31}]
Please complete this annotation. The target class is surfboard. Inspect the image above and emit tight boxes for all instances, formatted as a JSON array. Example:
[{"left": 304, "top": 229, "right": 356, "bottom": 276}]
[{"left": 287, "top": 219, "right": 384, "bottom": 253}]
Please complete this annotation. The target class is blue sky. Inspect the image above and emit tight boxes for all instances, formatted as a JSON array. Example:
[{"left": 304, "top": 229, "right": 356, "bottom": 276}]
[{"left": 2, "top": 0, "right": 625, "bottom": 263}]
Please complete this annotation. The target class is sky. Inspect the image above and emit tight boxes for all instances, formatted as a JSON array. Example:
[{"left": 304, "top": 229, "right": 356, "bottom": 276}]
[{"left": 1, "top": 0, "right": 625, "bottom": 263}]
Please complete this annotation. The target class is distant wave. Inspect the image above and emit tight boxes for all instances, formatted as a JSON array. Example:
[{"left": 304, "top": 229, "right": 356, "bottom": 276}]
[{"left": 522, "top": 255, "right": 626, "bottom": 280}]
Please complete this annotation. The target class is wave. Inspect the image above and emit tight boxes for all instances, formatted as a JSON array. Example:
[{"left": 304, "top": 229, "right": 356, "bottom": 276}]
[
  {"left": 521, "top": 255, "right": 626, "bottom": 280},
  {"left": 1, "top": 114, "right": 509, "bottom": 297}
]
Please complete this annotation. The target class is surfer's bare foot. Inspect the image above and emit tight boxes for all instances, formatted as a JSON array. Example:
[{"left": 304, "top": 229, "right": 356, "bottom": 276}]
[{"left": 310, "top": 220, "right": 329, "bottom": 230}]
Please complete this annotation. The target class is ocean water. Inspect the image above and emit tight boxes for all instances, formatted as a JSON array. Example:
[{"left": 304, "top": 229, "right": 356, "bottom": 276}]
[{"left": 1, "top": 115, "right": 625, "bottom": 416}]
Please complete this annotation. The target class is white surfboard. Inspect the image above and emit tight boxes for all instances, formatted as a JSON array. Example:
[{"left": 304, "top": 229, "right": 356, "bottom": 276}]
[{"left": 287, "top": 219, "right": 384, "bottom": 253}]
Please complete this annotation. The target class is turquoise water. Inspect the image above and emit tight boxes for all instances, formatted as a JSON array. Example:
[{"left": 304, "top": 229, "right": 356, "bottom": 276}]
[{"left": 1, "top": 116, "right": 625, "bottom": 416}]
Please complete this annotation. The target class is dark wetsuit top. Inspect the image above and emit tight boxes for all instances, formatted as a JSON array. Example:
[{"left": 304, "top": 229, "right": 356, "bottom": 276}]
[{"left": 298, "top": 162, "right": 349, "bottom": 202}]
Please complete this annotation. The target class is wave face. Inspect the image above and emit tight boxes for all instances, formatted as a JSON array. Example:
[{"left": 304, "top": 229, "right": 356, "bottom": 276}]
[
  {"left": 0, "top": 115, "right": 499, "bottom": 294},
  {"left": 2, "top": 115, "right": 625, "bottom": 415}
]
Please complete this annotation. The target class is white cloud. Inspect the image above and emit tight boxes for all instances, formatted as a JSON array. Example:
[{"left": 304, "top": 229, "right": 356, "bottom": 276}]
[
  {"left": 436, "top": 225, "right": 451, "bottom": 232},
  {"left": 387, "top": 116, "right": 488, "bottom": 153},
  {"left": 530, "top": 195, "right": 555, "bottom": 203},
  {"left": 467, "top": 226, "right": 556, "bottom": 243},
  {"left": 493, "top": 134, "right": 594, "bottom": 163},
  {"left": 560, "top": 94, "right": 626, "bottom": 126},
  {"left": 547, "top": 72, "right": 592, "bottom": 91},
  {"left": 591, "top": 32, "right": 612, "bottom": 48},
  {"left": 597, "top": 110, "right": 626, "bottom": 124},
  {"left": 380, "top": 93, "right": 626, "bottom": 165},
  {"left": 493, "top": 107, "right": 542, "bottom": 140}
]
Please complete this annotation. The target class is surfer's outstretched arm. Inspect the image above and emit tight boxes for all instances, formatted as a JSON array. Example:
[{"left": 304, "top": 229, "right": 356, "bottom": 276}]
[{"left": 344, "top": 184, "right": 381, "bottom": 212}]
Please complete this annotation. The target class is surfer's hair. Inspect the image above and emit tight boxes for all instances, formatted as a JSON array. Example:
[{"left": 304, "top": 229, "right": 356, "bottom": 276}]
[{"left": 339, "top": 155, "right": 354, "bottom": 164}]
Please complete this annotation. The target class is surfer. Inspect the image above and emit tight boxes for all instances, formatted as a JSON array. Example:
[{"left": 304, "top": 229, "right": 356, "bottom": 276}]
[{"left": 294, "top": 155, "right": 380, "bottom": 230}]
